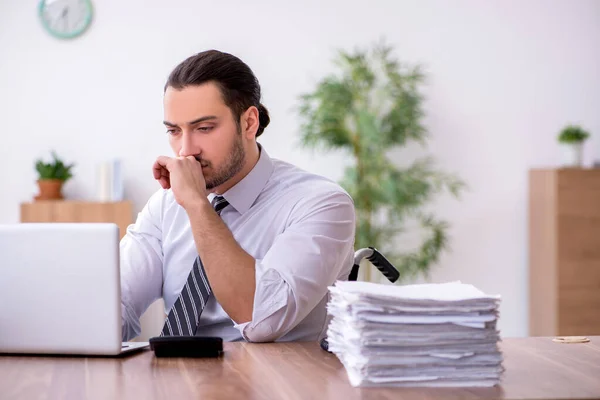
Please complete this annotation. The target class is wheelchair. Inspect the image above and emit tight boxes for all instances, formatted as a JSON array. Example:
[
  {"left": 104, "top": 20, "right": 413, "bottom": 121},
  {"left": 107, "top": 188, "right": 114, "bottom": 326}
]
[{"left": 320, "top": 247, "right": 400, "bottom": 352}]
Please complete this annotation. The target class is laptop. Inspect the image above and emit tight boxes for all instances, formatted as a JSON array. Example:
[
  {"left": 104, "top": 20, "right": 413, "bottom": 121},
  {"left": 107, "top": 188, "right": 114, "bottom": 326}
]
[{"left": 0, "top": 223, "right": 148, "bottom": 356}]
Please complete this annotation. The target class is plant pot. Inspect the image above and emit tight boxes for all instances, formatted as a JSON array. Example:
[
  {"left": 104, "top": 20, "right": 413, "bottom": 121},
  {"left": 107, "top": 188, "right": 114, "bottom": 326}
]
[
  {"left": 560, "top": 142, "right": 584, "bottom": 168},
  {"left": 35, "top": 179, "right": 64, "bottom": 200}
]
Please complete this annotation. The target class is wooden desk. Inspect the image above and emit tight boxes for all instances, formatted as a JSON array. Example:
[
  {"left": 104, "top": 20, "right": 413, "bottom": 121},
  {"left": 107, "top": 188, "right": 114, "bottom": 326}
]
[{"left": 1, "top": 337, "right": 599, "bottom": 399}]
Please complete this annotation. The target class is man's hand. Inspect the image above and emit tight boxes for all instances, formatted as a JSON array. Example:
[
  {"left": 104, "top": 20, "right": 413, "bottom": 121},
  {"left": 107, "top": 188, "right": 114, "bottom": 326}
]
[{"left": 153, "top": 156, "right": 207, "bottom": 209}]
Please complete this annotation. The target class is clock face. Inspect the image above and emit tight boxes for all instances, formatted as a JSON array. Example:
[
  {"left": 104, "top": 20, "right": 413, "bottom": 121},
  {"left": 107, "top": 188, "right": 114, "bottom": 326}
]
[{"left": 38, "top": 0, "right": 93, "bottom": 39}]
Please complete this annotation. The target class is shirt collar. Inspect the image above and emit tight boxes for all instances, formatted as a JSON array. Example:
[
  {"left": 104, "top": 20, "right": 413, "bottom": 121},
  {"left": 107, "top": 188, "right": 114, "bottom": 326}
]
[{"left": 210, "top": 144, "right": 274, "bottom": 215}]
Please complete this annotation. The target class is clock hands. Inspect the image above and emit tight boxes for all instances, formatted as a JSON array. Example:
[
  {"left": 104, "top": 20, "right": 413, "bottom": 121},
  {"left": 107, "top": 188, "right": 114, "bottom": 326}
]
[{"left": 61, "top": 7, "right": 69, "bottom": 32}]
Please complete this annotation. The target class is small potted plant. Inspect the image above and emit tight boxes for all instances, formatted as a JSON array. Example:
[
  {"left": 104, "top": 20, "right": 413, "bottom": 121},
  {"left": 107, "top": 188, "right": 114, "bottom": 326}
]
[
  {"left": 558, "top": 124, "right": 590, "bottom": 168},
  {"left": 34, "top": 151, "right": 75, "bottom": 200}
]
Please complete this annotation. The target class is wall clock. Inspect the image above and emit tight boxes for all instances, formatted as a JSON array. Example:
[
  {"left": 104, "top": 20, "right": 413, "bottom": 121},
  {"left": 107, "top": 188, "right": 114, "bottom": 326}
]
[{"left": 38, "top": 0, "right": 93, "bottom": 39}]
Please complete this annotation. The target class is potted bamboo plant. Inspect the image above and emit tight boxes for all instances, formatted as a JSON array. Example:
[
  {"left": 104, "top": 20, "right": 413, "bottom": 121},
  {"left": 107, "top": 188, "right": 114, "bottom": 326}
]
[
  {"left": 558, "top": 125, "right": 590, "bottom": 168},
  {"left": 297, "top": 42, "right": 465, "bottom": 282},
  {"left": 34, "top": 151, "right": 75, "bottom": 200}
]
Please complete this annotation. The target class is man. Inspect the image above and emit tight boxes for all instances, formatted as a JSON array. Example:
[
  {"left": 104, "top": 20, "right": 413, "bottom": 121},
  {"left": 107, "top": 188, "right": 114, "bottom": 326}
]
[{"left": 120, "top": 50, "right": 356, "bottom": 343}]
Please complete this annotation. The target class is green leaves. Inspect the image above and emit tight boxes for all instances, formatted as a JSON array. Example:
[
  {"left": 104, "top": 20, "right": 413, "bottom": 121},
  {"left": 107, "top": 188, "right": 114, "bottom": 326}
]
[
  {"left": 558, "top": 124, "right": 590, "bottom": 144},
  {"left": 297, "top": 41, "right": 465, "bottom": 282},
  {"left": 298, "top": 42, "right": 429, "bottom": 152},
  {"left": 35, "top": 151, "right": 74, "bottom": 181},
  {"left": 384, "top": 213, "right": 450, "bottom": 280}
]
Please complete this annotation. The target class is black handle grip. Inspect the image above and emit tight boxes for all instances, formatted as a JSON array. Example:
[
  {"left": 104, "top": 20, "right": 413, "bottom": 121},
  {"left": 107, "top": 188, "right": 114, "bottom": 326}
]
[
  {"left": 366, "top": 247, "right": 400, "bottom": 283},
  {"left": 348, "top": 264, "right": 360, "bottom": 281},
  {"left": 324, "top": 248, "right": 400, "bottom": 353}
]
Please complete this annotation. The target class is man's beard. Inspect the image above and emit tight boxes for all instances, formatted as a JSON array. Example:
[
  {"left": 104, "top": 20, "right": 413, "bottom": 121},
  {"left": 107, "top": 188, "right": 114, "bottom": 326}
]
[{"left": 203, "top": 134, "right": 246, "bottom": 190}]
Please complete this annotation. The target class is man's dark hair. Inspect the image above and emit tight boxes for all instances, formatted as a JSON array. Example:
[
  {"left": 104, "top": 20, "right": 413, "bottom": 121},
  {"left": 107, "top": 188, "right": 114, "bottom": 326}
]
[{"left": 165, "top": 50, "right": 270, "bottom": 137}]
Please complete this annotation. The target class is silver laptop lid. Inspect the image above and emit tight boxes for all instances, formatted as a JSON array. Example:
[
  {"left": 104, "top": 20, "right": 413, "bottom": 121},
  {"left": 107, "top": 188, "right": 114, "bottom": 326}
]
[{"left": 0, "top": 223, "right": 122, "bottom": 355}]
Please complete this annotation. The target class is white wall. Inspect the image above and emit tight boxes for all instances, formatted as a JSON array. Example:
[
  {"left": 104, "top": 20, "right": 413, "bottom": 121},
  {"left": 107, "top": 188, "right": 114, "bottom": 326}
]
[{"left": 1, "top": 0, "right": 599, "bottom": 338}]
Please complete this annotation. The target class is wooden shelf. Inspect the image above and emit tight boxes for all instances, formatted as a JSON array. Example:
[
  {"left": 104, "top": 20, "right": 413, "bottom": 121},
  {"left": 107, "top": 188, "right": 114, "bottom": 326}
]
[
  {"left": 20, "top": 200, "right": 133, "bottom": 240},
  {"left": 529, "top": 168, "right": 600, "bottom": 336}
]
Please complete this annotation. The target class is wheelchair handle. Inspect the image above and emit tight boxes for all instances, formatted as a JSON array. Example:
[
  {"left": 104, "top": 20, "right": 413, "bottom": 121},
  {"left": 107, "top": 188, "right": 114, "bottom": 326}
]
[
  {"left": 322, "top": 247, "right": 400, "bottom": 352},
  {"left": 348, "top": 247, "right": 399, "bottom": 283}
]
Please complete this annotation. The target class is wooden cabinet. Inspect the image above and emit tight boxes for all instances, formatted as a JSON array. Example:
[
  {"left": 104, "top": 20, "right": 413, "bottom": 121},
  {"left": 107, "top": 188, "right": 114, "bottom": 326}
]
[
  {"left": 529, "top": 169, "right": 600, "bottom": 336},
  {"left": 20, "top": 201, "right": 133, "bottom": 240}
]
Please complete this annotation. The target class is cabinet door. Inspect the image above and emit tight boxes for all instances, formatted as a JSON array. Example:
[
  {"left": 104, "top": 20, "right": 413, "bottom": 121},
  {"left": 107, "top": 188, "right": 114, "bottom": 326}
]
[
  {"left": 20, "top": 201, "right": 132, "bottom": 240},
  {"left": 556, "top": 170, "right": 600, "bottom": 335}
]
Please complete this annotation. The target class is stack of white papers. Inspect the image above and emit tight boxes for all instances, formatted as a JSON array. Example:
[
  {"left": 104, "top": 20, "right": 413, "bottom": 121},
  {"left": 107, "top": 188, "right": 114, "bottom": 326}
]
[{"left": 326, "top": 281, "right": 503, "bottom": 387}]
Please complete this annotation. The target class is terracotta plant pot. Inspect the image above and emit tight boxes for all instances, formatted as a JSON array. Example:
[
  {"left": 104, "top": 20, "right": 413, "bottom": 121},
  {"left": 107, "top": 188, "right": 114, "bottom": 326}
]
[{"left": 35, "top": 179, "right": 64, "bottom": 200}]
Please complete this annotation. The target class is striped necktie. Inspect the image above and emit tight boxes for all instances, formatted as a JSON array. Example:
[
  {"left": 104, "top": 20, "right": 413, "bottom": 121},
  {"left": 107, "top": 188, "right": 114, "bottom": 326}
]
[{"left": 160, "top": 195, "right": 229, "bottom": 336}]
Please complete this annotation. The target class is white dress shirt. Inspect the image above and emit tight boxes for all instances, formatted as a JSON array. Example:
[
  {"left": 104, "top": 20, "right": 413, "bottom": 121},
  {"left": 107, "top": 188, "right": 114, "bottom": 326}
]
[{"left": 120, "top": 145, "right": 356, "bottom": 342}]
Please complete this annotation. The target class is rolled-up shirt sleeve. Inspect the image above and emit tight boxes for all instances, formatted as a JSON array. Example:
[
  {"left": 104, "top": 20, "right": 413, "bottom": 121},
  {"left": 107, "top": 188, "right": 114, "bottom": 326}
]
[
  {"left": 120, "top": 190, "right": 165, "bottom": 341},
  {"left": 233, "top": 190, "right": 356, "bottom": 342}
]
